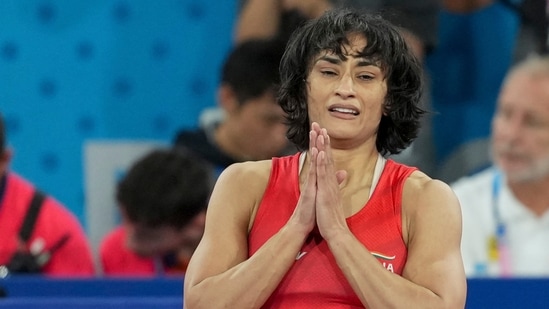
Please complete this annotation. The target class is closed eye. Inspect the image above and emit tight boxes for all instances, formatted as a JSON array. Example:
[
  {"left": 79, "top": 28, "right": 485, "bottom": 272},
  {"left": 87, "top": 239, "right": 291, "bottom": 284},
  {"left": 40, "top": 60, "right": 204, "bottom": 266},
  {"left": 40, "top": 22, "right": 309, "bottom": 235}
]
[
  {"left": 321, "top": 70, "right": 337, "bottom": 76},
  {"left": 358, "top": 74, "right": 374, "bottom": 81}
]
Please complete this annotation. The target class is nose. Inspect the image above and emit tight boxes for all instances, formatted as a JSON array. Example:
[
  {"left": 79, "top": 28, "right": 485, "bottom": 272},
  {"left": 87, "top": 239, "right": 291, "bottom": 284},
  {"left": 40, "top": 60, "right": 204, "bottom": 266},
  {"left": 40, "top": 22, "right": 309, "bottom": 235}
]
[{"left": 335, "top": 74, "right": 356, "bottom": 98}]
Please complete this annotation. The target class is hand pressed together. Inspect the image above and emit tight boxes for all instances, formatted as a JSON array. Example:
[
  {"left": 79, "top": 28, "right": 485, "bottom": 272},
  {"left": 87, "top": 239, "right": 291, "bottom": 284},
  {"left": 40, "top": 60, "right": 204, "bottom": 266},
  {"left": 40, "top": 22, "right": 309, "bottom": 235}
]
[{"left": 290, "top": 122, "right": 349, "bottom": 240}]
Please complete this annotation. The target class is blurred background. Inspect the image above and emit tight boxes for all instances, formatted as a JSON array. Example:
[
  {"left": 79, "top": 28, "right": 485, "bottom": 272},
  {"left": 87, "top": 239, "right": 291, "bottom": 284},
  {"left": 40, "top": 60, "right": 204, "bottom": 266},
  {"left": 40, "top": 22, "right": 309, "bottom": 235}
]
[
  {"left": 0, "top": 0, "right": 524, "bottom": 253},
  {"left": 0, "top": 0, "right": 236, "bottom": 239}
]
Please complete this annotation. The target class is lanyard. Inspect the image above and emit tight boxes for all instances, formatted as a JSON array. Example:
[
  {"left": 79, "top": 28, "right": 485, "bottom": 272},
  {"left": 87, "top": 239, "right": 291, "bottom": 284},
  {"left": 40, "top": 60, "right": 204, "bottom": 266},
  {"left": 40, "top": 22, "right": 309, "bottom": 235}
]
[{"left": 490, "top": 170, "right": 512, "bottom": 276}]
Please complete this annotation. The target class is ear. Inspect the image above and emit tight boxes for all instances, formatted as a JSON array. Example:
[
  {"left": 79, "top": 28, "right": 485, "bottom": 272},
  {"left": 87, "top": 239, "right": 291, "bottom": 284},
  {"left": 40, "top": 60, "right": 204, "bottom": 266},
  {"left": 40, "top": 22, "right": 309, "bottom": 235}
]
[
  {"left": 193, "top": 210, "right": 207, "bottom": 227},
  {"left": 217, "top": 84, "right": 240, "bottom": 114},
  {"left": 0, "top": 149, "right": 12, "bottom": 175},
  {"left": 382, "top": 99, "right": 390, "bottom": 116},
  {"left": 117, "top": 204, "right": 131, "bottom": 223}
]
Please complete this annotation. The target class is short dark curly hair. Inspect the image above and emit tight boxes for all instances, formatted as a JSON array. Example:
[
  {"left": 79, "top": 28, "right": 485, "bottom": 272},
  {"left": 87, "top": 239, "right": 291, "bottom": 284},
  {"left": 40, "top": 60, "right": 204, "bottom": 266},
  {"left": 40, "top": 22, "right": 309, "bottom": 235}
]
[
  {"left": 116, "top": 148, "right": 214, "bottom": 229},
  {"left": 221, "top": 38, "right": 286, "bottom": 105},
  {"left": 278, "top": 8, "right": 425, "bottom": 155}
]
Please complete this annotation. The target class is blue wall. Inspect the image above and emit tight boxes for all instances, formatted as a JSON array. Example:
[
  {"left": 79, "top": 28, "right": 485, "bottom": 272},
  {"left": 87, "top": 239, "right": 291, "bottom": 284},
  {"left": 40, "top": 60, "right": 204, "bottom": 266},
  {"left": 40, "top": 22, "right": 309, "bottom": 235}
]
[{"left": 0, "top": 0, "right": 237, "bottom": 228}]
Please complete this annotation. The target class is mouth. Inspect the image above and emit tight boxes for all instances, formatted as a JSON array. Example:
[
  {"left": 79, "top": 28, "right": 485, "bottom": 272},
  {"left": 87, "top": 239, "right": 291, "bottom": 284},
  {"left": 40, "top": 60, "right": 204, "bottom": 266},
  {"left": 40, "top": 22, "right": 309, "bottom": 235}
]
[{"left": 328, "top": 106, "right": 360, "bottom": 116}]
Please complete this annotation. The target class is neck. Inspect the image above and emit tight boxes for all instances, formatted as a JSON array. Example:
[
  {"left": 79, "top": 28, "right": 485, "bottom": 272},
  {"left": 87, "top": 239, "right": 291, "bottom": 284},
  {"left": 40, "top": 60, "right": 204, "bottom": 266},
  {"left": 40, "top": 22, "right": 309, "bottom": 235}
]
[
  {"left": 508, "top": 176, "right": 549, "bottom": 217},
  {"left": 302, "top": 145, "right": 379, "bottom": 187},
  {"left": 214, "top": 122, "right": 252, "bottom": 162}
]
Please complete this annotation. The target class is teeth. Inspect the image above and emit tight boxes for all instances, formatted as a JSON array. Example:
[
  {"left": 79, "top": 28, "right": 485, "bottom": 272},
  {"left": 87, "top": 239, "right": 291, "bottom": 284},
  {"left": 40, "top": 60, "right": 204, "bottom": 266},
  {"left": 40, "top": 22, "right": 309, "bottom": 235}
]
[{"left": 332, "top": 107, "right": 358, "bottom": 115}]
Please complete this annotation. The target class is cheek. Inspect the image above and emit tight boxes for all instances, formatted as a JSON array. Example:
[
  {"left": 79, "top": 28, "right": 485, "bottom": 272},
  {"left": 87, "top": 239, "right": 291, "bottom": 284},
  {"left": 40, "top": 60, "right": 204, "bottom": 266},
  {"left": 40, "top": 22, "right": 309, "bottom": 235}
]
[
  {"left": 491, "top": 118, "right": 511, "bottom": 141},
  {"left": 532, "top": 134, "right": 549, "bottom": 154},
  {"left": 307, "top": 99, "right": 322, "bottom": 121}
]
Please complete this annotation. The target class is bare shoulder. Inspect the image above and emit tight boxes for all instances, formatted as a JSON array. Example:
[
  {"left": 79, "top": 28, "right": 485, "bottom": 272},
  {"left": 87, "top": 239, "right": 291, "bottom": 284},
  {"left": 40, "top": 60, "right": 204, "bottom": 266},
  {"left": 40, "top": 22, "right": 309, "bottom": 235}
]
[
  {"left": 215, "top": 159, "right": 273, "bottom": 194},
  {"left": 208, "top": 159, "right": 274, "bottom": 229},
  {"left": 402, "top": 170, "right": 459, "bottom": 207},
  {"left": 401, "top": 170, "right": 462, "bottom": 235}
]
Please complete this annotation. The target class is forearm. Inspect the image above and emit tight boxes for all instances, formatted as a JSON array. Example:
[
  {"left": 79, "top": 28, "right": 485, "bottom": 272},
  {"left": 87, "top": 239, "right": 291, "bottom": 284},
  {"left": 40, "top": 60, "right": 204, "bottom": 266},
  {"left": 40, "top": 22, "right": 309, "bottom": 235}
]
[
  {"left": 234, "top": 0, "right": 282, "bottom": 43},
  {"left": 185, "top": 222, "right": 308, "bottom": 308},
  {"left": 443, "top": 0, "right": 494, "bottom": 12},
  {"left": 377, "top": 0, "right": 439, "bottom": 54},
  {"left": 327, "top": 232, "right": 451, "bottom": 309}
]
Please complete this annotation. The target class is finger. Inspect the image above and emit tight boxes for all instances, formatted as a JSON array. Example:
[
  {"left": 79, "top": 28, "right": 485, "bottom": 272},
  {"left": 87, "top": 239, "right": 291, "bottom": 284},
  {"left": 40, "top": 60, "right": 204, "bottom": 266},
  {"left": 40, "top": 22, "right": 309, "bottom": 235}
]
[
  {"left": 317, "top": 128, "right": 336, "bottom": 179},
  {"left": 307, "top": 147, "right": 318, "bottom": 189},
  {"left": 316, "top": 129, "right": 325, "bottom": 153},
  {"left": 321, "top": 128, "right": 332, "bottom": 164},
  {"left": 311, "top": 122, "right": 322, "bottom": 135},
  {"left": 309, "top": 128, "right": 318, "bottom": 152},
  {"left": 316, "top": 150, "right": 328, "bottom": 181}
]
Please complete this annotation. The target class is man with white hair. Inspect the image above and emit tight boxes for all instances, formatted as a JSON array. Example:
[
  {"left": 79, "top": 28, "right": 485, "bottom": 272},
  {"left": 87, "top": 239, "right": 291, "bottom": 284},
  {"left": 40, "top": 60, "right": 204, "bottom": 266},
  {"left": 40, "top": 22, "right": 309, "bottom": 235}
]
[{"left": 452, "top": 54, "right": 549, "bottom": 277}]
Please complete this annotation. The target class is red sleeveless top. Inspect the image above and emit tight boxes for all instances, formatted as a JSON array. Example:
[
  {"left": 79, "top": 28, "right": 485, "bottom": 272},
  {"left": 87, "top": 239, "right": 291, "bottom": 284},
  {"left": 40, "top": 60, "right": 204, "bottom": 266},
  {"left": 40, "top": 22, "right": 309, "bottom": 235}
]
[{"left": 248, "top": 153, "right": 416, "bottom": 308}]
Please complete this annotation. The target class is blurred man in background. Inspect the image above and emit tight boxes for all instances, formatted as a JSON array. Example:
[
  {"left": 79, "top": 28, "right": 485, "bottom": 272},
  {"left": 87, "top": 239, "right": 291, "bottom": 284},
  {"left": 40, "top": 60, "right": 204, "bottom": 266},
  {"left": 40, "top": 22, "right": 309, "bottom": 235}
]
[
  {"left": 100, "top": 148, "right": 213, "bottom": 276},
  {"left": 453, "top": 54, "right": 549, "bottom": 277},
  {"left": 173, "top": 38, "right": 295, "bottom": 176},
  {"left": 0, "top": 113, "right": 95, "bottom": 276}
]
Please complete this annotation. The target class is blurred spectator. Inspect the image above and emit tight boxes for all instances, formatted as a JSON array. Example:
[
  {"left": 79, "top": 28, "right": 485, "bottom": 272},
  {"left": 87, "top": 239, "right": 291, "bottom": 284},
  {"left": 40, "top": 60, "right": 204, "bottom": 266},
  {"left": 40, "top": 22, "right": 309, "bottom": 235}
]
[
  {"left": 444, "top": 0, "right": 547, "bottom": 60},
  {"left": 430, "top": 0, "right": 523, "bottom": 182},
  {"left": 235, "top": 0, "right": 440, "bottom": 176},
  {"left": 501, "top": 0, "right": 548, "bottom": 61},
  {"left": 173, "top": 38, "right": 295, "bottom": 176},
  {"left": 99, "top": 148, "right": 213, "bottom": 276},
  {"left": 0, "top": 113, "right": 95, "bottom": 276},
  {"left": 452, "top": 54, "right": 549, "bottom": 277},
  {"left": 236, "top": 0, "right": 439, "bottom": 60}
]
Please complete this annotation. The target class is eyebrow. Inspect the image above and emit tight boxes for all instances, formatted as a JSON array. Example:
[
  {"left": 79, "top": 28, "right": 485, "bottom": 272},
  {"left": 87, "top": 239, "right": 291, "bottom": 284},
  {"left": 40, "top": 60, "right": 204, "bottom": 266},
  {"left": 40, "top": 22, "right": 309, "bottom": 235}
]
[{"left": 316, "top": 55, "right": 377, "bottom": 67}]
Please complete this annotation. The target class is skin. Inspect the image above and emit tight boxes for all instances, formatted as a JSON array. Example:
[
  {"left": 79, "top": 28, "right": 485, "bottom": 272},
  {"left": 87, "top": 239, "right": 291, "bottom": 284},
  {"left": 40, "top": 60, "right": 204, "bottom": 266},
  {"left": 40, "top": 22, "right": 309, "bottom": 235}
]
[
  {"left": 184, "top": 35, "right": 466, "bottom": 308},
  {"left": 215, "top": 85, "right": 289, "bottom": 161},
  {"left": 235, "top": 0, "right": 426, "bottom": 61},
  {"left": 124, "top": 211, "right": 206, "bottom": 259},
  {"left": 235, "top": 0, "right": 332, "bottom": 43},
  {"left": 491, "top": 67, "right": 549, "bottom": 216},
  {"left": 443, "top": 0, "right": 494, "bottom": 13},
  {"left": 0, "top": 148, "right": 11, "bottom": 178},
  {"left": 281, "top": 0, "right": 332, "bottom": 18}
]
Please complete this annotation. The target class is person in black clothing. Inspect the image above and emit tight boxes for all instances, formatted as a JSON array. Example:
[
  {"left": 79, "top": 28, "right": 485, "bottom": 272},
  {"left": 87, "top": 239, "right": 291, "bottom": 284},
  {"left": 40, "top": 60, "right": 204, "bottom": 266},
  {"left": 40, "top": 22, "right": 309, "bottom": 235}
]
[{"left": 174, "top": 38, "right": 295, "bottom": 175}]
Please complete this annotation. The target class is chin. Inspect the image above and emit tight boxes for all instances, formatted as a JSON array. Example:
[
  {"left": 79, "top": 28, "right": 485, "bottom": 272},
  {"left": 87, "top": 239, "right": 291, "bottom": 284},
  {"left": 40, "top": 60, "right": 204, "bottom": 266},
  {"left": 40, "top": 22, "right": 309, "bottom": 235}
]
[
  {"left": 506, "top": 167, "right": 547, "bottom": 183},
  {"left": 501, "top": 157, "right": 549, "bottom": 183}
]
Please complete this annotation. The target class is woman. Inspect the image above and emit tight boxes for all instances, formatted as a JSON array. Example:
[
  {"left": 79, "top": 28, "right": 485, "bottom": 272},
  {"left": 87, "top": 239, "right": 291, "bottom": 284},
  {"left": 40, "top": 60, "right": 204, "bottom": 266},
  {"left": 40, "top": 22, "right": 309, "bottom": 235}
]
[{"left": 184, "top": 8, "right": 466, "bottom": 308}]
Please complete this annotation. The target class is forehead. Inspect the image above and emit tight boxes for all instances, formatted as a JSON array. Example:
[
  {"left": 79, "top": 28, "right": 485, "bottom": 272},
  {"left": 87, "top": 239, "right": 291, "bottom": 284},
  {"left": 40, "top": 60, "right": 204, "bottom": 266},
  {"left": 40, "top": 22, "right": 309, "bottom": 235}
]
[
  {"left": 241, "top": 91, "right": 278, "bottom": 108},
  {"left": 315, "top": 33, "right": 368, "bottom": 58},
  {"left": 500, "top": 71, "right": 549, "bottom": 111},
  {"left": 132, "top": 223, "right": 179, "bottom": 235}
]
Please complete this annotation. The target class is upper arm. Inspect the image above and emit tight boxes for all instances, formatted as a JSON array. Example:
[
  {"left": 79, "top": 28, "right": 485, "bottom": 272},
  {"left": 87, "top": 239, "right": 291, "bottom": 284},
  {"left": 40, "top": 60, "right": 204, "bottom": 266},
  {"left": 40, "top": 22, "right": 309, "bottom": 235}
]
[
  {"left": 402, "top": 173, "right": 466, "bottom": 307},
  {"left": 443, "top": 0, "right": 495, "bottom": 13},
  {"left": 184, "top": 161, "right": 271, "bottom": 288}
]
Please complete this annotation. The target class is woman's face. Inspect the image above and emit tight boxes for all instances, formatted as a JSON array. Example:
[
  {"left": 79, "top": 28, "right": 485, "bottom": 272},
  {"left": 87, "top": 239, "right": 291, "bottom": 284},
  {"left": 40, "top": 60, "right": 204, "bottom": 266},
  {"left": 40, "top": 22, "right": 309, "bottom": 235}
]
[{"left": 305, "top": 34, "right": 387, "bottom": 149}]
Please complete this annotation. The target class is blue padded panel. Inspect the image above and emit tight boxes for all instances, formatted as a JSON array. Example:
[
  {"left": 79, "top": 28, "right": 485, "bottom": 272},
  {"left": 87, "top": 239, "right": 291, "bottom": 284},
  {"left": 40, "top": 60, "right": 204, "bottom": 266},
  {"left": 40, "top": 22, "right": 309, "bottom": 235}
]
[{"left": 0, "top": 1, "right": 237, "bottom": 228}]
